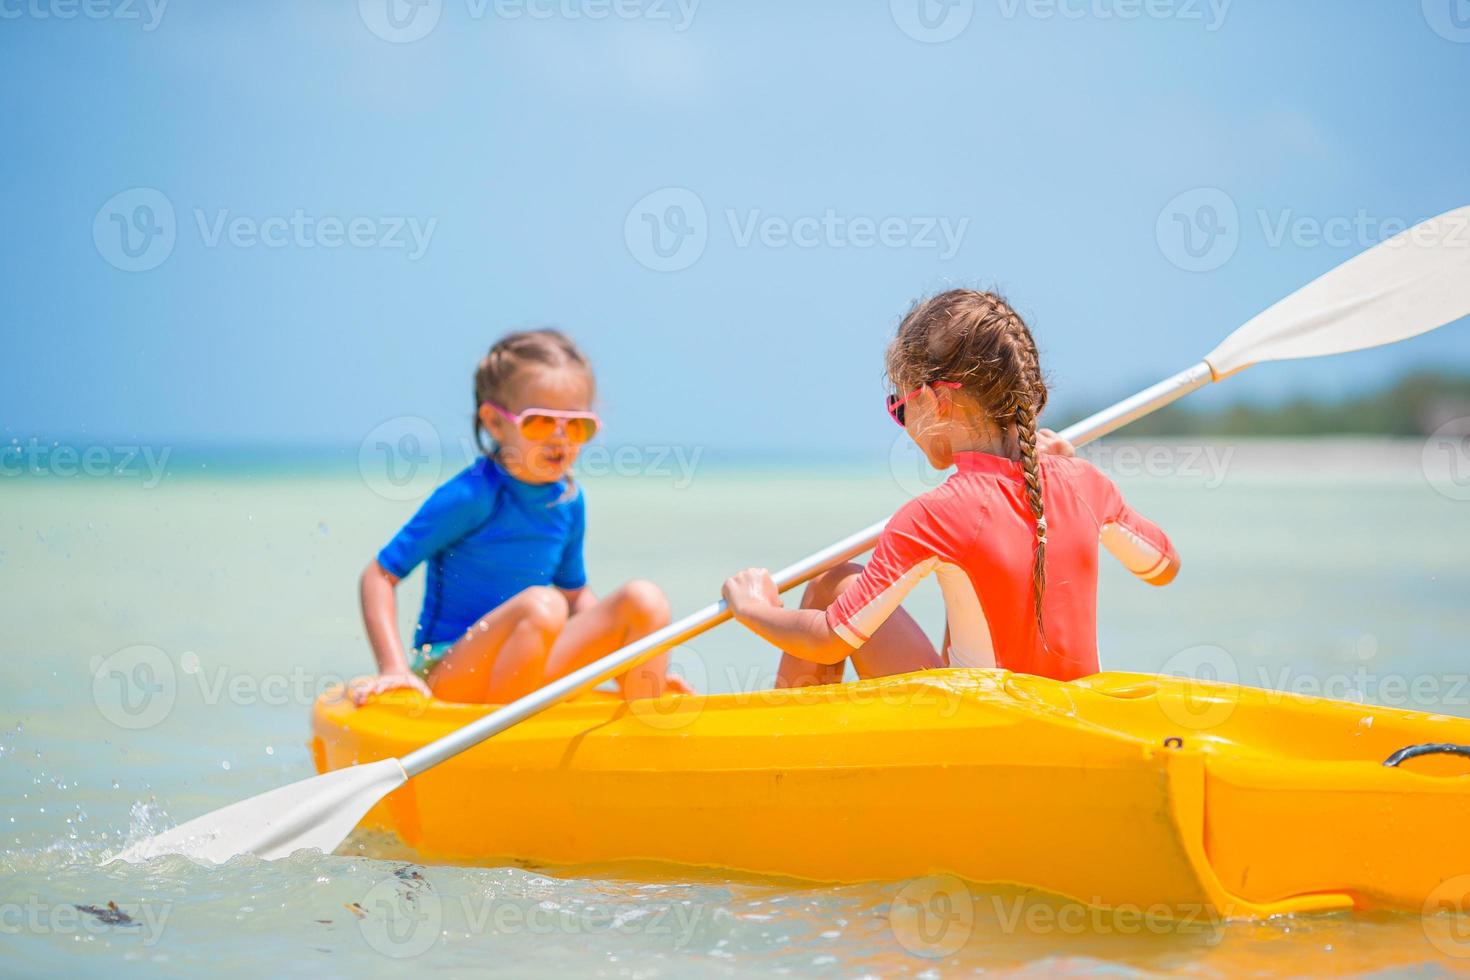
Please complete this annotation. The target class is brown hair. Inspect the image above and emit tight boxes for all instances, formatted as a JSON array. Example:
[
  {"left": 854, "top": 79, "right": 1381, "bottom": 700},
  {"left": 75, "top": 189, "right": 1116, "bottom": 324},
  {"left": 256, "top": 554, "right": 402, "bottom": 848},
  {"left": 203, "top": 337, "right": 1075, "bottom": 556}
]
[
  {"left": 886, "top": 289, "right": 1050, "bottom": 638},
  {"left": 472, "top": 328, "right": 595, "bottom": 456}
]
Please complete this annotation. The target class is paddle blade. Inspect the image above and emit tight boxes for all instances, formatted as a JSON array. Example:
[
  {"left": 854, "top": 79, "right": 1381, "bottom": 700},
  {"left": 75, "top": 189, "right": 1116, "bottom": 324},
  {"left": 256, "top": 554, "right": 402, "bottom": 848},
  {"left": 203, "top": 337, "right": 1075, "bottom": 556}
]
[
  {"left": 107, "top": 758, "right": 407, "bottom": 865},
  {"left": 1205, "top": 205, "right": 1470, "bottom": 378}
]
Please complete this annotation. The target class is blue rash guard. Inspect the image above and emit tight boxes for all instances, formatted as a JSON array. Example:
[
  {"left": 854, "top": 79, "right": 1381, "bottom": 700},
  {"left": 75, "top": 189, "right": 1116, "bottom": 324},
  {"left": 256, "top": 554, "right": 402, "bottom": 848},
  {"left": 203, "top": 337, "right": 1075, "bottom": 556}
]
[{"left": 377, "top": 456, "right": 587, "bottom": 648}]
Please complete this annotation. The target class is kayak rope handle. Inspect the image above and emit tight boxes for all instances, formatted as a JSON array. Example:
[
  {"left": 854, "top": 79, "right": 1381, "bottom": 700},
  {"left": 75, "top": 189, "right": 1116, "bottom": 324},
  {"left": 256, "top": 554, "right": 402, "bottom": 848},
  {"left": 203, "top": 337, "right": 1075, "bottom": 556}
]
[{"left": 1382, "top": 743, "right": 1470, "bottom": 768}]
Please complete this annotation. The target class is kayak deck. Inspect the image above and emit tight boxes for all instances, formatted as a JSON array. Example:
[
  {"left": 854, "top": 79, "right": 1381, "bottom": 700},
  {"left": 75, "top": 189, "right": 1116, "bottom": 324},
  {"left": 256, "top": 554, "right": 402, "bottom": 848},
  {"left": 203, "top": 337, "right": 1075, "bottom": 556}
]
[{"left": 310, "top": 668, "right": 1470, "bottom": 918}]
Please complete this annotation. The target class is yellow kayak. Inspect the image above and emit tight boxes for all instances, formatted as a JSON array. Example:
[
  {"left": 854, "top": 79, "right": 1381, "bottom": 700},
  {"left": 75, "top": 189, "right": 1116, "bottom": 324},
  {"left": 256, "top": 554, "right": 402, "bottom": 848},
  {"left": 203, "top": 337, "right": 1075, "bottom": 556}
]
[{"left": 310, "top": 668, "right": 1470, "bottom": 918}]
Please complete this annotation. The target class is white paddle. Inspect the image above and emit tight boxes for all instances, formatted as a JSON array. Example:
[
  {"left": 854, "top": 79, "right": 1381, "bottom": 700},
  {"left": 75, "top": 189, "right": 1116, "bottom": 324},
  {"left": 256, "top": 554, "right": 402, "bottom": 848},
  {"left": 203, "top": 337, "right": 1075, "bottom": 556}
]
[{"left": 110, "top": 204, "right": 1470, "bottom": 866}]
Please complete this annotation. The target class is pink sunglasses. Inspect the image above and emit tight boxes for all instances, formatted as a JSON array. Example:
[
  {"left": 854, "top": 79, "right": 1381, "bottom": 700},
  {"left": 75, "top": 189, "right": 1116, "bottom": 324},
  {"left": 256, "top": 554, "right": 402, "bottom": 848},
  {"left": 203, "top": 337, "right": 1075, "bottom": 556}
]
[
  {"left": 485, "top": 403, "right": 601, "bottom": 444},
  {"left": 886, "top": 382, "right": 961, "bottom": 427}
]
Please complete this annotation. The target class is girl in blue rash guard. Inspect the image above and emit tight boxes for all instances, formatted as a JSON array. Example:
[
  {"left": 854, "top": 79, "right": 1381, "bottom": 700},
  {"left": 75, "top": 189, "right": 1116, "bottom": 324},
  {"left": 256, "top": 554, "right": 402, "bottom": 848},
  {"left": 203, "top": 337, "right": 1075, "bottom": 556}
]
[{"left": 355, "top": 329, "right": 691, "bottom": 705}]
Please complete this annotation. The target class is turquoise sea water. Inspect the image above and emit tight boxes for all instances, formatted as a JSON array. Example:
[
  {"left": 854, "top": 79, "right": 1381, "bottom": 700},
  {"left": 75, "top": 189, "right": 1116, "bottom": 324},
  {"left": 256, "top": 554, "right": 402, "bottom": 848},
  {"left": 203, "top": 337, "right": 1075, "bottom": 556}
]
[{"left": 3, "top": 439, "right": 1470, "bottom": 977}]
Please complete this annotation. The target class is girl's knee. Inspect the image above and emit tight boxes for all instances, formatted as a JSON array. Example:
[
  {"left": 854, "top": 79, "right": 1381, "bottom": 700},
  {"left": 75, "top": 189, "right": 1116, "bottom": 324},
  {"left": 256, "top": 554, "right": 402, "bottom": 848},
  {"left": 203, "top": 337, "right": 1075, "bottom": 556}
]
[
  {"left": 518, "top": 586, "right": 570, "bottom": 633},
  {"left": 801, "top": 562, "right": 865, "bottom": 610},
  {"left": 615, "top": 579, "right": 671, "bottom": 627}
]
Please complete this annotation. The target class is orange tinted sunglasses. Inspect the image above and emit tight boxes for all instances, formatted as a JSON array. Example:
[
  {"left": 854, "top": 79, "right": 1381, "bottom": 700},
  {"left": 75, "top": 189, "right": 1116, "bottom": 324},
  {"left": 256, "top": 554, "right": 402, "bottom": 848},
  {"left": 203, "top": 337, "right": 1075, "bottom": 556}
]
[{"left": 485, "top": 403, "right": 601, "bottom": 444}]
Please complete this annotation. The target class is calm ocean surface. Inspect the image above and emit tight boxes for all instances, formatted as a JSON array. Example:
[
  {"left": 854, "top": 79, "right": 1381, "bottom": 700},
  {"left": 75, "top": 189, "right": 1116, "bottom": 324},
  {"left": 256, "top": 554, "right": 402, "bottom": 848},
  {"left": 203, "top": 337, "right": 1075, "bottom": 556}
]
[{"left": 3, "top": 439, "right": 1469, "bottom": 977}]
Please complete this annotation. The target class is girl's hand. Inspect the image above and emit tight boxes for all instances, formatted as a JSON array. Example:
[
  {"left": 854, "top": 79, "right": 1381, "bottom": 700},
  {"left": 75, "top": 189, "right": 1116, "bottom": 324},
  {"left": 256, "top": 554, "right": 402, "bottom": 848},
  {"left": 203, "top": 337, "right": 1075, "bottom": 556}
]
[
  {"left": 722, "top": 568, "right": 782, "bottom": 621},
  {"left": 349, "top": 671, "right": 432, "bottom": 706},
  {"left": 1037, "top": 428, "right": 1076, "bottom": 457}
]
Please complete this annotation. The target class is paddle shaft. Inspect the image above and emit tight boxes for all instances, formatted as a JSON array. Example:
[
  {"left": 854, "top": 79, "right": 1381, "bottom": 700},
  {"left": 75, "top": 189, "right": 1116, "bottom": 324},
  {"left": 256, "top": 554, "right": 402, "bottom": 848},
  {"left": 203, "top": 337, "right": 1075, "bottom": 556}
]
[{"left": 400, "top": 359, "right": 1217, "bottom": 776}]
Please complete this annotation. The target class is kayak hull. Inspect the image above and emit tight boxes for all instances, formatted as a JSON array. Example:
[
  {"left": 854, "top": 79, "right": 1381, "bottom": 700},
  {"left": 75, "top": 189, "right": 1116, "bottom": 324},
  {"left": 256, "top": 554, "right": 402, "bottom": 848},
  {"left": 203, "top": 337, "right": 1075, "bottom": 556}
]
[{"left": 310, "top": 668, "right": 1470, "bottom": 918}]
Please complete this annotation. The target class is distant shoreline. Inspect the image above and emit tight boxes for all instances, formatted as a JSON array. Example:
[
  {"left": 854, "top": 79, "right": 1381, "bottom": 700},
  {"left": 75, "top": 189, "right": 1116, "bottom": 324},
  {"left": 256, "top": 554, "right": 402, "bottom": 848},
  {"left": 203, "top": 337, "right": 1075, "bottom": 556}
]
[{"left": 1055, "top": 370, "right": 1470, "bottom": 439}]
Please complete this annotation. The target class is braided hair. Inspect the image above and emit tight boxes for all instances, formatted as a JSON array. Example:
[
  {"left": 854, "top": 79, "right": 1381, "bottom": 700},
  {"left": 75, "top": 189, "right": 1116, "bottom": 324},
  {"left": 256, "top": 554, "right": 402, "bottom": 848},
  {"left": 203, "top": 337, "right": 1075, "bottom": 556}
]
[{"left": 885, "top": 289, "right": 1051, "bottom": 640}]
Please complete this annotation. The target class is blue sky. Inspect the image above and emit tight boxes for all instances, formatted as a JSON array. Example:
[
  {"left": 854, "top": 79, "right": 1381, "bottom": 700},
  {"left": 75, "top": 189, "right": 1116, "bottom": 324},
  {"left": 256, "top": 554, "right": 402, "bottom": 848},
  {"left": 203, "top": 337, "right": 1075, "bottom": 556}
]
[{"left": 3, "top": 0, "right": 1468, "bottom": 456}]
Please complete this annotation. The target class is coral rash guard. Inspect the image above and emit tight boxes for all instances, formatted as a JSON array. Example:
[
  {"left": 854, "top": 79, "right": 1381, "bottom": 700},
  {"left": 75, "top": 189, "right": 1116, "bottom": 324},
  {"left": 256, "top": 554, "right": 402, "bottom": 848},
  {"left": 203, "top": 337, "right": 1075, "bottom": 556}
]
[{"left": 827, "top": 451, "right": 1177, "bottom": 680}]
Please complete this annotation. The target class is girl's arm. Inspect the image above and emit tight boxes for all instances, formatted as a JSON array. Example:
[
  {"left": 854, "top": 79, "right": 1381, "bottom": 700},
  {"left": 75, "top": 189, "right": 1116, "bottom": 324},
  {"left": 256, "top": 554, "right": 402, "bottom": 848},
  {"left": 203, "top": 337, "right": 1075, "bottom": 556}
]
[
  {"left": 722, "top": 568, "right": 853, "bottom": 665},
  {"left": 358, "top": 469, "right": 494, "bottom": 703},
  {"left": 354, "top": 559, "right": 430, "bottom": 702},
  {"left": 1100, "top": 516, "right": 1180, "bottom": 585},
  {"left": 1090, "top": 469, "right": 1181, "bottom": 586}
]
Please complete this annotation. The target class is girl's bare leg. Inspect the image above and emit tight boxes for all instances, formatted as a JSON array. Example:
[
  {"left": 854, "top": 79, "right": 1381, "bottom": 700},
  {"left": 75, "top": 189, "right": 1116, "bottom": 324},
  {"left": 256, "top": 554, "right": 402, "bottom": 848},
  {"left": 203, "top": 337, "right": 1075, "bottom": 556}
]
[
  {"left": 542, "top": 580, "right": 675, "bottom": 700},
  {"left": 427, "top": 586, "right": 569, "bottom": 703},
  {"left": 775, "top": 562, "right": 941, "bottom": 688}
]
